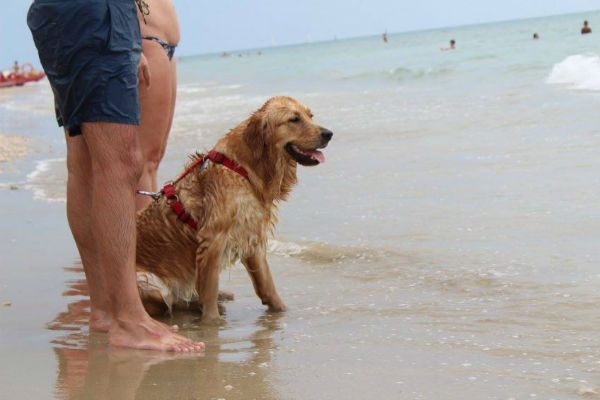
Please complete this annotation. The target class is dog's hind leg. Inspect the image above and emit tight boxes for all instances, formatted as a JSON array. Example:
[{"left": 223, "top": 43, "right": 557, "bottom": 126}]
[
  {"left": 136, "top": 271, "right": 173, "bottom": 315},
  {"left": 242, "top": 251, "right": 286, "bottom": 312}
]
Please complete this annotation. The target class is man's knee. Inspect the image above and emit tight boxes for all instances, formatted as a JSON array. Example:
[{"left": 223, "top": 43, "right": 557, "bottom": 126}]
[
  {"left": 65, "top": 135, "right": 93, "bottom": 182},
  {"left": 84, "top": 122, "right": 143, "bottom": 185},
  {"left": 142, "top": 148, "right": 165, "bottom": 174},
  {"left": 122, "top": 136, "right": 144, "bottom": 179}
]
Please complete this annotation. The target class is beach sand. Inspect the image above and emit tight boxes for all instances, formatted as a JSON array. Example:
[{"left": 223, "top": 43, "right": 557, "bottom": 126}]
[
  {"left": 0, "top": 194, "right": 515, "bottom": 400},
  {"left": 0, "top": 87, "right": 32, "bottom": 173},
  {"left": 0, "top": 133, "right": 30, "bottom": 173},
  {"left": 1, "top": 190, "right": 425, "bottom": 400}
]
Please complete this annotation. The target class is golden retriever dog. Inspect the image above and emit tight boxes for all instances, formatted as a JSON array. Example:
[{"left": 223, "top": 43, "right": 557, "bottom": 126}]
[{"left": 135, "top": 96, "right": 333, "bottom": 323}]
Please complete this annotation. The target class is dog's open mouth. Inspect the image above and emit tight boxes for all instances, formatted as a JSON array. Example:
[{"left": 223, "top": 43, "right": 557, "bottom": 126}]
[{"left": 285, "top": 143, "right": 326, "bottom": 166}]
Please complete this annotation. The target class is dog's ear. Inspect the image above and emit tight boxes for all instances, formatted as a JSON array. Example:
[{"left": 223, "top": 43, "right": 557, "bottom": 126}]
[
  {"left": 244, "top": 110, "right": 277, "bottom": 186},
  {"left": 244, "top": 112, "right": 268, "bottom": 161}
]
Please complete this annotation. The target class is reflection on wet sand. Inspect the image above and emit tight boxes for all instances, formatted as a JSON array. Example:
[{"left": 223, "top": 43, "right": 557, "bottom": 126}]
[{"left": 50, "top": 263, "right": 283, "bottom": 400}]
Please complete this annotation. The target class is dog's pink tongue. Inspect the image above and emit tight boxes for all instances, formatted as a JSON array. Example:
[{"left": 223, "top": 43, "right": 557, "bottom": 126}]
[{"left": 309, "top": 150, "right": 325, "bottom": 164}]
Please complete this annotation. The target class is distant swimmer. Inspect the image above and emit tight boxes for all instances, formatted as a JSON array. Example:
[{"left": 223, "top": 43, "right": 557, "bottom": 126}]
[
  {"left": 581, "top": 20, "right": 592, "bottom": 35},
  {"left": 441, "top": 39, "right": 456, "bottom": 52},
  {"left": 533, "top": 33, "right": 539, "bottom": 40},
  {"left": 382, "top": 32, "right": 388, "bottom": 43}
]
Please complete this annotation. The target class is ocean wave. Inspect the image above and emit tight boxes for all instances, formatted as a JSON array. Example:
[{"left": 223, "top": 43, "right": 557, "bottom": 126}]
[
  {"left": 0, "top": 84, "right": 55, "bottom": 115},
  {"left": 339, "top": 65, "right": 454, "bottom": 83},
  {"left": 24, "top": 158, "right": 66, "bottom": 203},
  {"left": 268, "top": 239, "right": 381, "bottom": 264},
  {"left": 177, "top": 83, "right": 243, "bottom": 94},
  {"left": 546, "top": 54, "right": 600, "bottom": 91},
  {"left": 177, "top": 86, "right": 208, "bottom": 94},
  {"left": 171, "top": 94, "right": 267, "bottom": 138}
]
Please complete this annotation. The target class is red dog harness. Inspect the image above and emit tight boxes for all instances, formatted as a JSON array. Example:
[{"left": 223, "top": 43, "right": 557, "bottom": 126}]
[{"left": 160, "top": 150, "right": 249, "bottom": 230}]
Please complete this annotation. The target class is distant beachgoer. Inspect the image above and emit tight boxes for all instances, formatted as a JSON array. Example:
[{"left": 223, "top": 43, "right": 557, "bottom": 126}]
[
  {"left": 533, "top": 33, "right": 539, "bottom": 40},
  {"left": 441, "top": 39, "right": 456, "bottom": 52},
  {"left": 135, "top": 0, "right": 181, "bottom": 211},
  {"left": 582, "top": 20, "right": 592, "bottom": 34},
  {"left": 382, "top": 32, "right": 388, "bottom": 43}
]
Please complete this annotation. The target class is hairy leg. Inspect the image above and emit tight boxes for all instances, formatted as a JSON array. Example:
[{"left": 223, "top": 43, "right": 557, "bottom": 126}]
[
  {"left": 82, "top": 121, "right": 204, "bottom": 351},
  {"left": 136, "top": 41, "right": 177, "bottom": 211},
  {"left": 242, "top": 251, "right": 286, "bottom": 312},
  {"left": 64, "top": 132, "right": 110, "bottom": 331}
]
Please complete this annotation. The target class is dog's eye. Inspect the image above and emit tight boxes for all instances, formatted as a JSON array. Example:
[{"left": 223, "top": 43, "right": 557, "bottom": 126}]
[{"left": 289, "top": 116, "right": 301, "bottom": 123}]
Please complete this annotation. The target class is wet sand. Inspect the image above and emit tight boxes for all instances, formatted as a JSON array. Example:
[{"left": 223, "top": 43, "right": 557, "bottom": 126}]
[
  {"left": 0, "top": 133, "right": 30, "bottom": 173},
  {"left": 3, "top": 185, "right": 600, "bottom": 400}
]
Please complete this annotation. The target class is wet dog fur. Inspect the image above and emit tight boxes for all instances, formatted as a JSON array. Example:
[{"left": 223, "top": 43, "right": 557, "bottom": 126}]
[{"left": 135, "top": 96, "right": 333, "bottom": 323}]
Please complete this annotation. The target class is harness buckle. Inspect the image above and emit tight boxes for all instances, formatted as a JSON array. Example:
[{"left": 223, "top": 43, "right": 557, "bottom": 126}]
[
  {"left": 136, "top": 190, "right": 161, "bottom": 201},
  {"left": 166, "top": 194, "right": 179, "bottom": 205},
  {"left": 200, "top": 158, "right": 210, "bottom": 171}
]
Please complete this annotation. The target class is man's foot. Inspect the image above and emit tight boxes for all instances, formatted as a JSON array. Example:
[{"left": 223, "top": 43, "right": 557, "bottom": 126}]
[
  {"left": 109, "top": 316, "right": 204, "bottom": 352},
  {"left": 90, "top": 310, "right": 111, "bottom": 332},
  {"left": 91, "top": 309, "right": 179, "bottom": 333}
]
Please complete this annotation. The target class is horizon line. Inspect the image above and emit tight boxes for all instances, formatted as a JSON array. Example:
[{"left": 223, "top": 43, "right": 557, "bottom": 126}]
[{"left": 180, "top": 7, "right": 600, "bottom": 59}]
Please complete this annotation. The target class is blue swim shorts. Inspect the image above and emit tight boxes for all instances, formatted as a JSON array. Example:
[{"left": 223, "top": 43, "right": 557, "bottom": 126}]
[{"left": 27, "top": 0, "right": 142, "bottom": 136}]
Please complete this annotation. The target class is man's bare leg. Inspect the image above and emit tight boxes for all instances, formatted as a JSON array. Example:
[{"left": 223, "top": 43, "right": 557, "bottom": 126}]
[
  {"left": 65, "top": 132, "right": 179, "bottom": 334},
  {"left": 65, "top": 132, "right": 111, "bottom": 331},
  {"left": 82, "top": 121, "right": 204, "bottom": 351}
]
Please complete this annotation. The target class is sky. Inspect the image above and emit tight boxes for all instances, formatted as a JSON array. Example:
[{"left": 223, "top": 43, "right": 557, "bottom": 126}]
[{"left": 1, "top": 0, "right": 599, "bottom": 68}]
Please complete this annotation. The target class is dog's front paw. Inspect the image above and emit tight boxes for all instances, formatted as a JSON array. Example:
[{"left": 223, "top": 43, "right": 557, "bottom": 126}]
[
  {"left": 266, "top": 300, "right": 287, "bottom": 313},
  {"left": 201, "top": 315, "right": 226, "bottom": 325}
]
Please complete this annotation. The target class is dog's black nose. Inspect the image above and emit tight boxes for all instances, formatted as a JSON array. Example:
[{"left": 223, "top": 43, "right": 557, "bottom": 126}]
[{"left": 321, "top": 129, "right": 333, "bottom": 142}]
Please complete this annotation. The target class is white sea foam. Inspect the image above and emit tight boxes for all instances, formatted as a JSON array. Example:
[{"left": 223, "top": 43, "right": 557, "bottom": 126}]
[
  {"left": 177, "top": 86, "right": 208, "bottom": 94},
  {"left": 546, "top": 54, "right": 600, "bottom": 91},
  {"left": 24, "top": 158, "right": 66, "bottom": 203},
  {"left": 0, "top": 83, "right": 55, "bottom": 115},
  {"left": 267, "top": 239, "right": 307, "bottom": 257}
]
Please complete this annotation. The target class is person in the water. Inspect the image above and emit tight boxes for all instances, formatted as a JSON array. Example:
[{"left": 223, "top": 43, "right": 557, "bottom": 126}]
[
  {"left": 441, "top": 39, "right": 456, "bottom": 51},
  {"left": 581, "top": 20, "right": 592, "bottom": 34}
]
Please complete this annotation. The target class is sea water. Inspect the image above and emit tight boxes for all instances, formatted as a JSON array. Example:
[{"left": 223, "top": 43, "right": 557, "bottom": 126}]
[{"left": 2, "top": 10, "right": 600, "bottom": 399}]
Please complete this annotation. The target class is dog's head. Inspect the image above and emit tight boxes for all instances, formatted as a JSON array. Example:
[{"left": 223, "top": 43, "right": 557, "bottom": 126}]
[{"left": 244, "top": 96, "right": 333, "bottom": 167}]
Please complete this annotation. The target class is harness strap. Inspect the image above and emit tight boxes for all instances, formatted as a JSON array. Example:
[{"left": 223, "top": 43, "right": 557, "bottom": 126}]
[
  {"left": 160, "top": 150, "right": 249, "bottom": 230},
  {"left": 175, "top": 150, "right": 250, "bottom": 183},
  {"left": 207, "top": 150, "right": 249, "bottom": 182},
  {"left": 162, "top": 183, "right": 198, "bottom": 230}
]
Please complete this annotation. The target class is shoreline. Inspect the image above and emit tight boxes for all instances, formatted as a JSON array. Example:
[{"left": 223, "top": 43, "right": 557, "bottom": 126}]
[{"left": 0, "top": 133, "right": 31, "bottom": 173}]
